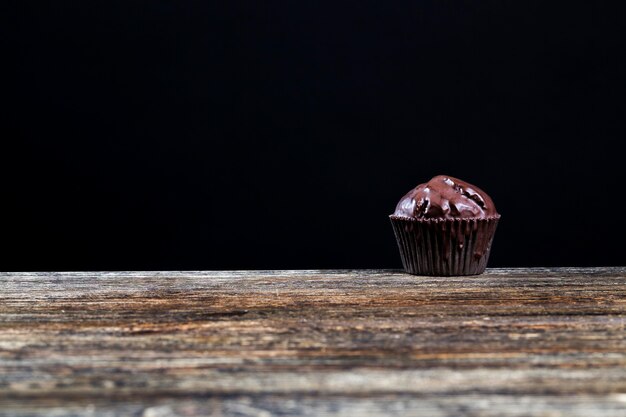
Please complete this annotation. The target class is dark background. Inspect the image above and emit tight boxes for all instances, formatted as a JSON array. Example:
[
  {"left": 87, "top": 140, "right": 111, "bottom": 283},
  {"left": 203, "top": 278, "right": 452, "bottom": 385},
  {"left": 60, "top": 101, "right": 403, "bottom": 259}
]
[{"left": 4, "top": 1, "right": 626, "bottom": 271}]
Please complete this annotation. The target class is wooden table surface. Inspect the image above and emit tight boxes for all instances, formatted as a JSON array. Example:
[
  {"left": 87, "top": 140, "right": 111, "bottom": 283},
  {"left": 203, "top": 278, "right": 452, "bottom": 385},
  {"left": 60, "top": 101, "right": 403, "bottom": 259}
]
[{"left": 1, "top": 268, "right": 625, "bottom": 416}]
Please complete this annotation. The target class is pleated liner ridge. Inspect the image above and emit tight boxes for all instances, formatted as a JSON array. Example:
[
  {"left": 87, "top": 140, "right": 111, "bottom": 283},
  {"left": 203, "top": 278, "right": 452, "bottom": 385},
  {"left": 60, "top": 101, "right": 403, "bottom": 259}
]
[{"left": 389, "top": 215, "right": 500, "bottom": 276}]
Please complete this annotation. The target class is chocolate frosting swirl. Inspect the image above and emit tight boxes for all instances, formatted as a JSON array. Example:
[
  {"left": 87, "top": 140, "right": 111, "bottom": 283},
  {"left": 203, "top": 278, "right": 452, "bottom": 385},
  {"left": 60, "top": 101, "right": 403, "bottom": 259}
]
[{"left": 393, "top": 175, "right": 498, "bottom": 219}]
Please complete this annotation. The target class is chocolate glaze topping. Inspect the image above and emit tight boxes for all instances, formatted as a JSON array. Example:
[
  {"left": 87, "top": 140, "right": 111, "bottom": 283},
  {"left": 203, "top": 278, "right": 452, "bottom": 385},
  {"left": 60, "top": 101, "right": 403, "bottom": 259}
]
[{"left": 393, "top": 175, "right": 498, "bottom": 219}]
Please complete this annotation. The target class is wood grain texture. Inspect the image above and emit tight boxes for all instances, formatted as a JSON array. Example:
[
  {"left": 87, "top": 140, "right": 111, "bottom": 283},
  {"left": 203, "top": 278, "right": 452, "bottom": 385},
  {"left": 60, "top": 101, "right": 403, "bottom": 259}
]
[{"left": 0, "top": 268, "right": 625, "bottom": 416}]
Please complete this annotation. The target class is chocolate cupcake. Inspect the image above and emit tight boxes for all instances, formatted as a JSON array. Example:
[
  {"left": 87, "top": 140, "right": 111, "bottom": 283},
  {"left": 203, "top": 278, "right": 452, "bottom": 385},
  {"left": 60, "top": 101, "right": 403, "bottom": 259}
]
[{"left": 389, "top": 175, "right": 500, "bottom": 276}]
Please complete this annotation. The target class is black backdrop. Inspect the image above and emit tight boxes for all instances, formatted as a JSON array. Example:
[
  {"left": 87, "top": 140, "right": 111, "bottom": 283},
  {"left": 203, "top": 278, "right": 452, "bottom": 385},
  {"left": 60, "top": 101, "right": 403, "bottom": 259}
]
[{"left": 4, "top": 1, "right": 626, "bottom": 271}]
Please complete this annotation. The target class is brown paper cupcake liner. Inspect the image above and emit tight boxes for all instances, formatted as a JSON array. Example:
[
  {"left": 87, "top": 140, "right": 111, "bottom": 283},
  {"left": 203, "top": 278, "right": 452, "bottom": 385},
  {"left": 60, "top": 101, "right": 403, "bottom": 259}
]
[{"left": 389, "top": 215, "right": 500, "bottom": 276}]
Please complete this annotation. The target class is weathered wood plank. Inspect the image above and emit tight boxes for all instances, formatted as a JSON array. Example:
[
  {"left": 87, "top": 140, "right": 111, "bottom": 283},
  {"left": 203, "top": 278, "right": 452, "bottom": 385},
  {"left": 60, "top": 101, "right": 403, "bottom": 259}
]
[
  {"left": 0, "top": 268, "right": 625, "bottom": 416},
  {"left": 3, "top": 395, "right": 626, "bottom": 417}
]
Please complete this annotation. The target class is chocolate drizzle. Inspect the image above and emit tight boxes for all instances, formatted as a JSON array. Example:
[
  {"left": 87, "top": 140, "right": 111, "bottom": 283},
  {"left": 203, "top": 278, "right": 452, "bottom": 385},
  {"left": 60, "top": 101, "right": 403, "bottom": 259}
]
[{"left": 393, "top": 175, "right": 498, "bottom": 220}]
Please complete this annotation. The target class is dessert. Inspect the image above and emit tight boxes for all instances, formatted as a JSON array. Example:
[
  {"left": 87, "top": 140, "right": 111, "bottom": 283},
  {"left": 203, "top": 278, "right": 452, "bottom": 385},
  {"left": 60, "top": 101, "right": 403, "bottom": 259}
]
[{"left": 390, "top": 175, "right": 500, "bottom": 276}]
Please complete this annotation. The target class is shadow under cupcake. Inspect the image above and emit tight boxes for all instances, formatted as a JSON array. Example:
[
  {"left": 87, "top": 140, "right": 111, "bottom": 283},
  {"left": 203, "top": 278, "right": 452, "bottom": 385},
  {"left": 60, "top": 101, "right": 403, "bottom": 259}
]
[{"left": 390, "top": 175, "right": 500, "bottom": 276}]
